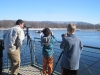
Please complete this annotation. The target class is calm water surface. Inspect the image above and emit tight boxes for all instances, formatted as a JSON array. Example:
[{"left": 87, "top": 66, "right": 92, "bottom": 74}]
[
  {"left": 0, "top": 30, "right": 100, "bottom": 47},
  {"left": 30, "top": 30, "right": 100, "bottom": 47}
]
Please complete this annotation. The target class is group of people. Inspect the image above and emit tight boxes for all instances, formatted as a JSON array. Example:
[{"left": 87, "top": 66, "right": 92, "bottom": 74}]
[{"left": 3, "top": 19, "right": 83, "bottom": 75}]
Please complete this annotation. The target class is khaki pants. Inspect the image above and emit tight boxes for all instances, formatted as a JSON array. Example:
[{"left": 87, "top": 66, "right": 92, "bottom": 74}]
[
  {"left": 43, "top": 56, "right": 53, "bottom": 75},
  {"left": 7, "top": 49, "right": 20, "bottom": 75}
]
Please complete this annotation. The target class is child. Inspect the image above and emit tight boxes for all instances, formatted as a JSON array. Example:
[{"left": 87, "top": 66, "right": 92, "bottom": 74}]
[
  {"left": 41, "top": 28, "right": 56, "bottom": 75},
  {"left": 60, "top": 23, "right": 83, "bottom": 75}
]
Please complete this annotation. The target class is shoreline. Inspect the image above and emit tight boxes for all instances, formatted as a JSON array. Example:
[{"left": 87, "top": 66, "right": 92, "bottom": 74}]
[
  {"left": 0, "top": 28, "right": 67, "bottom": 30},
  {"left": 0, "top": 28, "right": 99, "bottom": 31}
]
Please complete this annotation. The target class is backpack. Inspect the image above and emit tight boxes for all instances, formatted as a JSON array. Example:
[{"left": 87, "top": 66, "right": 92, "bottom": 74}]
[{"left": 41, "top": 35, "right": 51, "bottom": 46}]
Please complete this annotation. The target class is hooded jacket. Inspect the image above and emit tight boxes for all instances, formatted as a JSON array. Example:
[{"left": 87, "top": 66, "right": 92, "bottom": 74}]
[{"left": 41, "top": 35, "right": 56, "bottom": 58}]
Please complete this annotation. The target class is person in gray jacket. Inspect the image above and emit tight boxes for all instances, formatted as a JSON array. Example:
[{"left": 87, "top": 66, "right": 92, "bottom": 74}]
[
  {"left": 3, "top": 19, "right": 25, "bottom": 75},
  {"left": 60, "top": 23, "right": 83, "bottom": 75}
]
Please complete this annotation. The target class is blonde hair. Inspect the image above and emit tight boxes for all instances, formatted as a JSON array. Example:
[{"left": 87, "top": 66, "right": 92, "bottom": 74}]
[{"left": 67, "top": 23, "right": 76, "bottom": 33}]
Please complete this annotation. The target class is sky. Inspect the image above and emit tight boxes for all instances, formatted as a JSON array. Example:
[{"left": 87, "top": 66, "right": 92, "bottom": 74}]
[{"left": 0, "top": 0, "right": 100, "bottom": 24}]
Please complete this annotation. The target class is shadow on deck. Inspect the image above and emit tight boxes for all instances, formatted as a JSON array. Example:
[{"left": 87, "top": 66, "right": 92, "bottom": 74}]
[{"left": 2, "top": 66, "right": 42, "bottom": 75}]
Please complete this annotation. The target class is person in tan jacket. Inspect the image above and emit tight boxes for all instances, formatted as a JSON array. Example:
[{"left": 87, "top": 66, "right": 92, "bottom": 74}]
[{"left": 4, "top": 19, "right": 25, "bottom": 75}]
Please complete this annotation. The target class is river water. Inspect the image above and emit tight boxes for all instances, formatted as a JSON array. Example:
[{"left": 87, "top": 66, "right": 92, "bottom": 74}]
[{"left": 1, "top": 30, "right": 100, "bottom": 75}]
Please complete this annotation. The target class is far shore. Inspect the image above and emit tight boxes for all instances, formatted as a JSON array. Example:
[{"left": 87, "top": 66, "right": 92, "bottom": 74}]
[
  {"left": 0, "top": 28, "right": 99, "bottom": 31},
  {"left": 0, "top": 28, "right": 67, "bottom": 30}
]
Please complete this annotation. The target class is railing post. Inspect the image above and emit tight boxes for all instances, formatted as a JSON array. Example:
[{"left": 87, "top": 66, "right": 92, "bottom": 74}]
[
  {"left": 7, "top": 57, "right": 9, "bottom": 69},
  {"left": 30, "top": 38, "right": 33, "bottom": 66},
  {"left": 33, "top": 39, "right": 36, "bottom": 66}
]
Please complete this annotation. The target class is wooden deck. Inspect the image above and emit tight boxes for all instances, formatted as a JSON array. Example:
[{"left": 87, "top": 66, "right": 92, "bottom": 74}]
[{"left": 2, "top": 66, "right": 43, "bottom": 75}]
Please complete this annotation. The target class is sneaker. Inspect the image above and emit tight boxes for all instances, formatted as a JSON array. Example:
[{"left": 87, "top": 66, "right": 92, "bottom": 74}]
[
  {"left": 8, "top": 70, "right": 11, "bottom": 74},
  {"left": 18, "top": 73, "right": 22, "bottom": 75}
]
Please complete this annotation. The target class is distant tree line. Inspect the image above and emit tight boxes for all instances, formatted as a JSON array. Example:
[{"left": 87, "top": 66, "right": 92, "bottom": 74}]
[{"left": 0, "top": 20, "right": 100, "bottom": 30}]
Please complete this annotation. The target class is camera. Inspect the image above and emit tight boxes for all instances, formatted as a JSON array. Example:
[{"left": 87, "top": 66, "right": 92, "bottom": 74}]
[
  {"left": 24, "top": 24, "right": 32, "bottom": 28},
  {"left": 35, "top": 31, "right": 43, "bottom": 37},
  {"left": 61, "top": 33, "right": 68, "bottom": 37},
  {"left": 35, "top": 31, "right": 42, "bottom": 33}
]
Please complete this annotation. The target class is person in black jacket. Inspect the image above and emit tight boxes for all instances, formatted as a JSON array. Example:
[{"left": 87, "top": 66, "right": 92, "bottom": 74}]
[{"left": 0, "top": 39, "right": 4, "bottom": 75}]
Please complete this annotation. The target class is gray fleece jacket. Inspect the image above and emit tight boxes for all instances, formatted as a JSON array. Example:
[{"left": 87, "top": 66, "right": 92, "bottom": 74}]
[{"left": 60, "top": 34, "right": 83, "bottom": 70}]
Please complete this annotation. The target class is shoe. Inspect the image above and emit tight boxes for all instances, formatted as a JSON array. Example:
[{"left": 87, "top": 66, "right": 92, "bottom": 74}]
[
  {"left": 18, "top": 73, "right": 22, "bottom": 75},
  {"left": 8, "top": 70, "right": 11, "bottom": 73}
]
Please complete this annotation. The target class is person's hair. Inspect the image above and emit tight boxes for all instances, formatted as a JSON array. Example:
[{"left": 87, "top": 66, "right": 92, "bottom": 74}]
[
  {"left": 67, "top": 23, "right": 76, "bottom": 33},
  {"left": 42, "top": 28, "right": 51, "bottom": 37},
  {"left": 15, "top": 19, "right": 24, "bottom": 25}
]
